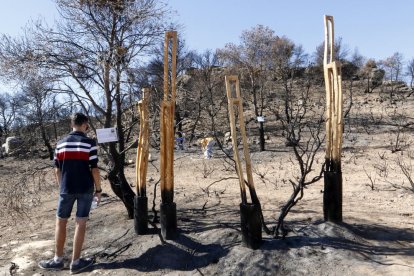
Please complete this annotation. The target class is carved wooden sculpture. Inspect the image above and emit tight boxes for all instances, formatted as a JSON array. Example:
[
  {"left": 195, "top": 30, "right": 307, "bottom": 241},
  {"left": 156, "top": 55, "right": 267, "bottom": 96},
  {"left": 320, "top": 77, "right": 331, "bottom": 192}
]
[
  {"left": 323, "top": 15, "right": 343, "bottom": 222},
  {"left": 160, "top": 31, "right": 177, "bottom": 239},
  {"left": 225, "top": 75, "right": 262, "bottom": 249},
  {"left": 134, "top": 88, "right": 150, "bottom": 234}
]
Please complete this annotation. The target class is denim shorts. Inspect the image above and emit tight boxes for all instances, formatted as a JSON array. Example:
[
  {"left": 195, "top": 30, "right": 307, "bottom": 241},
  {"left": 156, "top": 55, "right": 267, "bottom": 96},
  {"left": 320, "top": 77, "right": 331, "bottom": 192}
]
[{"left": 56, "top": 193, "right": 94, "bottom": 219}]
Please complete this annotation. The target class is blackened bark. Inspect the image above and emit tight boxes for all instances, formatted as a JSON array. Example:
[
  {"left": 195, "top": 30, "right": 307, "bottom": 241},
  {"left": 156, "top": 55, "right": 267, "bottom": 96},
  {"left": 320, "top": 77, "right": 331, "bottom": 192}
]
[
  {"left": 323, "top": 158, "right": 342, "bottom": 222},
  {"left": 323, "top": 171, "right": 343, "bottom": 222},
  {"left": 240, "top": 203, "right": 262, "bottom": 249},
  {"left": 259, "top": 121, "right": 265, "bottom": 152},
  {"left": 274, "top": 182, "right": 301, "bottom": 237},
  {"left": 39, "top": 121, "right": 53, "bottom": 160},
  {"left": 53, "top": 120, "right": 58, "bottom": 140},
  {"left": 108, "top": 152, "right": 135, "bottom": 219},
  {"left": 174, "top": 104, "right": 182, "bottom": 133},
  {"left": 161, "top": 188, "right": 174, "bottom": 204},
  {"left": 188, "top": 101, "right": 202, "bottom": 143},
  {"left": 106, "top": 64, "right": 136, "bottom": 219}
]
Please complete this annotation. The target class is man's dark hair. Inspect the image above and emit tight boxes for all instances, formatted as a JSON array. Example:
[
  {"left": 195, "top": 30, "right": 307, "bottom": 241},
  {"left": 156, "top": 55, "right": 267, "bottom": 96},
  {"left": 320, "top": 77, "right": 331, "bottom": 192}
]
[{"left": 71, "top": 113, "right": 89, "bottom": 126}]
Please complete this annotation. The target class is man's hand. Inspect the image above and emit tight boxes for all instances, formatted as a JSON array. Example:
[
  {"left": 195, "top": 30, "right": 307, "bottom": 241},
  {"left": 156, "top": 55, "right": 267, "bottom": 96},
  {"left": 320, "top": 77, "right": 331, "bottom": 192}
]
[
  {"left": 94, "top": 190, "right": 102, "bottom": 204},
  {"left": 91, "top": 168, "right": 102, "bottom": 204}
]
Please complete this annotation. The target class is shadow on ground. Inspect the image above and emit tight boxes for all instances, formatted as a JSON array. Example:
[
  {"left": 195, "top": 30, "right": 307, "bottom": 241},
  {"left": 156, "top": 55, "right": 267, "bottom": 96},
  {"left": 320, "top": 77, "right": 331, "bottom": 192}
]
[
  {"left": 260, "top": 219, "right": 414, "bottom": 258},
  {"left": 78, "top": 209, "right": 414, "bottom": 274},
  {"left": 94, "top": 233, "right": 228, "bottom": 273}
]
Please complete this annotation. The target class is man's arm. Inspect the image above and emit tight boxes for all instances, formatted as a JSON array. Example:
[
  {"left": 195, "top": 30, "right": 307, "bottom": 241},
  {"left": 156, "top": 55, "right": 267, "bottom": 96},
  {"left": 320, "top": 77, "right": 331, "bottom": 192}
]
[
  {"left": 55, "top": 168, "right": 61, "bottom": 186},
  {"left": 89, "top": 140, "right": 102, "bottom": 201},
  {"left": 92, "top": 168, "right": 102, "bottom": 203}
]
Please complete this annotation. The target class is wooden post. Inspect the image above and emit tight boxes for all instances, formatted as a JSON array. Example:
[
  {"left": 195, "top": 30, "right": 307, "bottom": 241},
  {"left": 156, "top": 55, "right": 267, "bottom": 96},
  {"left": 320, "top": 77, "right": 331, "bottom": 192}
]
[
  {"left": 225, "top": 75, "right": 262, "bottom": 249},
  {"left": 160, "top": 31, "right": 178, "bottom": 240},
  {"left": 323, "top": 15, "right": 343, "bottom": 222},
  {"left": 134, "top": 87, "right": 150, "bottom": 234},
  {"left": 136, "top": 88, "right": 150, "bottom": 197}
]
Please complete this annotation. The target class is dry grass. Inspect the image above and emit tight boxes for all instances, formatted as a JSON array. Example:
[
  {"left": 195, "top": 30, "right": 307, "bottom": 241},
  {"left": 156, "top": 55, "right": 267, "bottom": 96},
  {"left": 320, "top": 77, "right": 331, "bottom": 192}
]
[{"left": 0, "top": 159, "right": 55, "bottom": 224}]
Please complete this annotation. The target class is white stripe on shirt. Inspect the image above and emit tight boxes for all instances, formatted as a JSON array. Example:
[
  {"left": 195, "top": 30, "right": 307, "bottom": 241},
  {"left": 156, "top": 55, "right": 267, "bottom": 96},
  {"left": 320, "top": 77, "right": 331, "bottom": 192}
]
[
  {"left": 89, "top": 155, "right": 97, "bottom": 160},
  {"left": 57, "top": 147, "right": 90, "bottom": 154},
  {"left": 57, "top": 142, "right": 91, "bottom": 149}
]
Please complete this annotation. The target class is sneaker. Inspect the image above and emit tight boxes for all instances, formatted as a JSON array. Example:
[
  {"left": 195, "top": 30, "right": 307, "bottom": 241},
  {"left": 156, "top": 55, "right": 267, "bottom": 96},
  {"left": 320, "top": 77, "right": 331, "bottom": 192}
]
[
  {"left": 38, "top": 258, "right": 64, "bottom": 271},
  {"left": 70, "top": 258, "right": 94, "bottom": 274}
]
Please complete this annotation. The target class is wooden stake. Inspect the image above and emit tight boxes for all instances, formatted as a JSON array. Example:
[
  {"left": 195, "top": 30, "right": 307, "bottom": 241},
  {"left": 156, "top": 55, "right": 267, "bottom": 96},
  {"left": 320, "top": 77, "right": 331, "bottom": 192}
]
[
  {"left": 160, "top": 31, "right": 177, "bottom": 203},
  {"left": 324, "top": 65, "right": 332, "bottom": 166},
  {"left": 323, "top": 15, "right": 343, "bottom": 171},
  {"left": 163, "top": 31, "right": 177, "bottom": 102},
  {"left": 334, "top": 63, "right": 343, "bottom": 167},
  {"left": 136, "top": 88, "right": 150, "bottom": 197},
  {"left": 225, "top": 75, "right": 258, "bottom": 204},
  {"left": 225, "top": 75, "right": 263, "bottom": 248},
  {"left": 323, "top": 15, "right": 343, "bottom": 222},
  {"left": 324, "top": 16, "right": 334, "bottom": 166},
  {"left": 324, "top": 15, "right": 335, "bottom": 65}
]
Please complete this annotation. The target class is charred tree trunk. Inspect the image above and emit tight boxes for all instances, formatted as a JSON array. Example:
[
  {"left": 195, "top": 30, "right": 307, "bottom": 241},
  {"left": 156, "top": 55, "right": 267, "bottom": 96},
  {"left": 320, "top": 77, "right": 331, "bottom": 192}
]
[
  {"left": 274, "top": 181, "right": 302, "bottom": 237},
  {"left": 188, "top": 100, "right": 202, "bottom": 143},
  {"left": 107, "top": 151, "right": 135, "bottom": 218},
  {"left": 366, "top": 77, "right": 371, "bottom": 93},
  {"left": 40, "top": 126, "right": 54, "bottom": 160},
  {"left": 100, "top": 51, "right": 135, "bottom": 218},
  {"left": 53, "top": 120, "right": 58, "bottom": 140},
  {"left": 259, "top": 121, "right": 265, "bottom": 152},
  {"left": 252, "top": 80, "right": 265, "bottom": 152},
  {"left": 39, "top": 118, "right": 54, "bottom": 160},
  {"left": 174, "top": 104, "right": 183, "bottom": 133},
  {"left": 109, "top": 64, "right": 136, "bottom": 219}
]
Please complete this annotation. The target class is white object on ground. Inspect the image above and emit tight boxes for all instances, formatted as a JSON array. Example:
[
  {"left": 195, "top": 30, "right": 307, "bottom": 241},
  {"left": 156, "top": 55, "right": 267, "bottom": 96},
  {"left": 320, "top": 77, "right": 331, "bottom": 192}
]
[{"left": 91, "top": 197, "right": 99, "bottom": 209}]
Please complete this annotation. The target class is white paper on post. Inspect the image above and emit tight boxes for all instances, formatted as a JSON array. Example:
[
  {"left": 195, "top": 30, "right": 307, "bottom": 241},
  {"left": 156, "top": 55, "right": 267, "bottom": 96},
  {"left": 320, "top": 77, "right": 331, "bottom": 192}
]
[
  {"left": 96, "top": 128, "right": 118, "bottom": 143},
  {"left": 257, "top": 116, "right": 265, "bottom": 122}
]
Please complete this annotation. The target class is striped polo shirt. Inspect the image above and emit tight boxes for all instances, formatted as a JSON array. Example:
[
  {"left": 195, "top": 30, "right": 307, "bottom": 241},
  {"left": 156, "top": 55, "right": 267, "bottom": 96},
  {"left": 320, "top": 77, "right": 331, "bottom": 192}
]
[{"left": 54, "top": 131, "right": 98, "bottom": 194}]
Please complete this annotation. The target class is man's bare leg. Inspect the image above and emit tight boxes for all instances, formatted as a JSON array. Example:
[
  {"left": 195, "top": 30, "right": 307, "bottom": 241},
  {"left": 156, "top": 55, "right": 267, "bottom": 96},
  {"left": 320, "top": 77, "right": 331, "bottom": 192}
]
[
  {"left": 55, "top": 218, "right": 67, "bottom": 258},
  {"left": 72, "top": 218, "right": 87, "bottom": 262}
]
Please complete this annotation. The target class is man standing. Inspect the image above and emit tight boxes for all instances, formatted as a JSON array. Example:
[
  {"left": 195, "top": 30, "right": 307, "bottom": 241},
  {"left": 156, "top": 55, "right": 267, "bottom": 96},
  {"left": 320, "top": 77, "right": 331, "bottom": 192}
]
[{"left": 38, "top": 113, "right": 101, "bottom": 274}]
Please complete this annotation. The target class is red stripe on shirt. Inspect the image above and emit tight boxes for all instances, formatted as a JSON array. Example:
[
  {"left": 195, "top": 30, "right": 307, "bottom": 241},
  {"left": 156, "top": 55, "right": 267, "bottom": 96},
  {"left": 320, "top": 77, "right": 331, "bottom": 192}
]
[{"left": 57, "top": 151, "right": 89, "bottom": 161}]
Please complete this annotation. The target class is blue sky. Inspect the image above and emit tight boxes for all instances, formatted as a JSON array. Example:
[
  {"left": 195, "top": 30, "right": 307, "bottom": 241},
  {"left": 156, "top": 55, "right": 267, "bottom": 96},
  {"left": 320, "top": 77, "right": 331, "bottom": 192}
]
[
  {"left": 0, "top": 1, "right": 413, "bottom": 62},
  {"left": 169, "top": 0, "right": 414, "bottom": 61}
]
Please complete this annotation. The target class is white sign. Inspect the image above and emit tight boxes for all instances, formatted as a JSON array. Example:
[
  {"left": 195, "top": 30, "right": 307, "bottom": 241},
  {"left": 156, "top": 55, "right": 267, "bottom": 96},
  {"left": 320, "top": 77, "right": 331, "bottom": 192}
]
[
  {"left": 257, "top": 116, "right": 265, "bottom": 122},
  {"left": 96, "top": 128, "right": 118, "bottom": 143}
]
